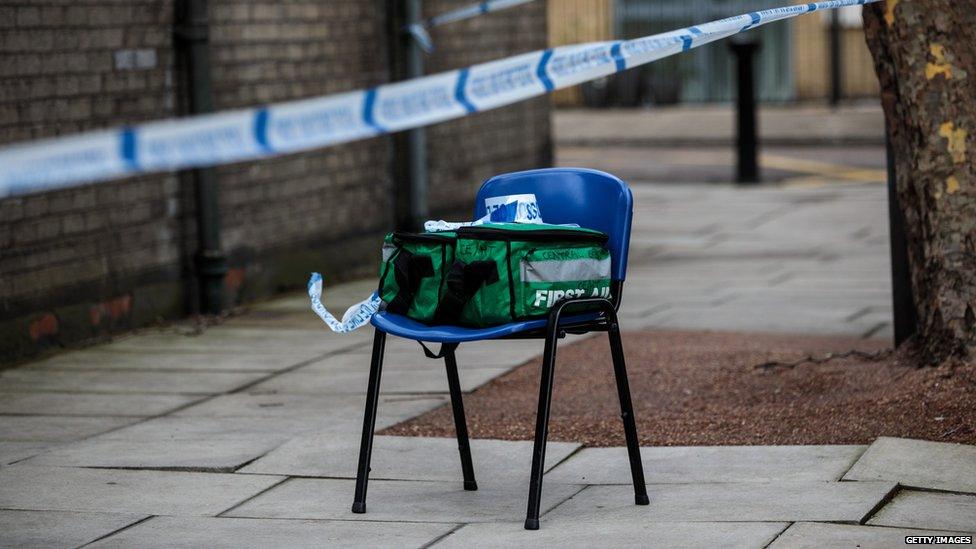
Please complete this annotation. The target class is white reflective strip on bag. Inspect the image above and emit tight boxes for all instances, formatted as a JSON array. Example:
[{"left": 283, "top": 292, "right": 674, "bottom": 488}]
[{"left": 521, "top": 256, "right": 612, "bottom": 284}]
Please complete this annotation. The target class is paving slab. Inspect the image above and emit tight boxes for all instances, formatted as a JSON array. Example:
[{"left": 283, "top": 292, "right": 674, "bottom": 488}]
[
  {"left": 304, "top": 341, "right": 544, "bottom": 370},
  {"left": 89, "top": 516, "right": 455, "bottom": 549},
  {"left": 554, "top": 106, "right": 885, "bottom": 147},
  {"left": 0, "top": 391, "right": 200, "bottom": 416},
  {"left": 620, "top": 183, "right": 891, "bottom": 338},
  {"left": 843, "top": 437, "right": 976, "bottom": 493},
  {"left": 545, "top": 482, "right": 896, "bottom": 523},
  {"left": 0, "top": 415, "right": 137, "bottom": 442},
  {"left": 640, "top": 306, "right": 871, "bottom": 336},
  {"left": 0, "top": 368, "right": 266, "bottom": 395},
  {"left": 434, "top": 521, "right": 788, "bottom": 549},
  {"left": 30, "top": 349, "right": 312, "bottom": 372},
  {"left": 868, "top": 490, "right": 976, "bottom": 533},
  {"left": 0, "top": 465, "right": 283, "bottom": 516},
  {"left": 251, "top": 279, "right": 379, "bottom": 314},
  {"left": 0, "top": 442, "right": 53, "bottom": 465},
  {"left": 545, "top": 445, "right": 865, "bottom": 484},
  {"left": 27, "top": 415, "right": 344, "bottom": 469},
  {"left": 101, "top": 327, "right": 369, "bottom": 355},
  {"left": 173, "top": 392, "right": 447, "bottom": 431},
  {"left": 241, "top": 435, "right": 580, "bottom": 485},
  {"left": 227, "top": 477, "right": 581, "bottom": 523},
  {"left": 248, "top": 366, "right": 511, "bottom": 395},
  {"left": 92, "top": 415, "right": 340, "bottom": 442},
  {"left": 342, "top": 338, "right": 546, "bottom": 368},
  {"left": 0, "top": 510, "right": 145, "bottom": 549},
  {"left": 768, "top": 522, "right": 973, "bottom": 549},
  {"left": 22, "top": 438, "right": 283, "bottom": 472}
]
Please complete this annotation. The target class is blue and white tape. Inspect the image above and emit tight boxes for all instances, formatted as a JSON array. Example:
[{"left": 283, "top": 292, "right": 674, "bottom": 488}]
[
  {"left": 0, "top": 0, "right": 878, "bottom": 199},
  {"left": 308, "top": 273, "right": 382, "bottom": 333},
  {"left": 314, "top": 193, "right": 552, "bottom": 331},
  {"left": 406, "top": 0, "right": 538, "bottom": 53},
  {"left": 424, "top": 192, "right": 543, "bottom": 231}
]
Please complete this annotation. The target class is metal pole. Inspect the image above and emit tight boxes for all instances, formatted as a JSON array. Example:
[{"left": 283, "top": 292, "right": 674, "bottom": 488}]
[
  {"left": 885, "top": 120, "right": 917, "bottom": 345},
  {"left": 729, "top": 39, "right": 760, "bottom": 184},
  {"left": 828, "top": 8, "right": 843, "bottom": 107},
  {"left": 175, "top": 0, "right": 226, "bottom": 314},
  {"left": 405, "top": 0, "right": 428, "bottom": 230}
]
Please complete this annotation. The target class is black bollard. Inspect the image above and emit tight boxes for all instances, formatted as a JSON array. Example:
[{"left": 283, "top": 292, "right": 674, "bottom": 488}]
[
  {"left": 729, "top": 39, "right": 761, "bottom": 184},
  {"left": 828, "top": 8, "right": 843, "bottom": 107}
]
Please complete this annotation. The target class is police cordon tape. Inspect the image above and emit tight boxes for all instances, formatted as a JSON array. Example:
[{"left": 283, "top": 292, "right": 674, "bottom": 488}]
[
  {"left": 0, "top": 0, "right": 879, "bottom": 199},
  {"left": 406, "top": 0, "right": 539, "bottom": 53}
]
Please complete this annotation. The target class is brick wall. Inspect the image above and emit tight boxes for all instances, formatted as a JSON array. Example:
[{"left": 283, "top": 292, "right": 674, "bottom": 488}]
[
  {"left": 0, "top": 1, "right": 551, "bottom": 364},
  {"left": 426, "top": 0, "right": 551, "bottom": 214},
  {"left": 0, "top": 2, "right": 185, "bottom": 362}
]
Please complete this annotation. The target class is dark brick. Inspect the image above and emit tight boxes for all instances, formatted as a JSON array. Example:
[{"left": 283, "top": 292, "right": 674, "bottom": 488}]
[{"left": 0, "top": 0, "right": 550, "bottom": 365}]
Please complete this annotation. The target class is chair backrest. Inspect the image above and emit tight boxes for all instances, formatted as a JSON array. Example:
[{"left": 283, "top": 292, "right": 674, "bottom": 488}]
[{"left": 474, "top": 167, "right": 634, "bottom": 281}]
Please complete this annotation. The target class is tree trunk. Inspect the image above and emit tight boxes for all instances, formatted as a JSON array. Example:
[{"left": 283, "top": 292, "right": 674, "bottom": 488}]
[{"left": 863, "top": 1, "right": 976, "bottom": 365}]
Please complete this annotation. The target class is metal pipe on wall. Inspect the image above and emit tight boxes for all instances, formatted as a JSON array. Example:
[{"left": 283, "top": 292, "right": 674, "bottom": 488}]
[
  {"left": 174, "top": 0, "right": 226, "bottom": 315},
  {"left": 404, "top": 0, "right": 429, "bottom": 230}
]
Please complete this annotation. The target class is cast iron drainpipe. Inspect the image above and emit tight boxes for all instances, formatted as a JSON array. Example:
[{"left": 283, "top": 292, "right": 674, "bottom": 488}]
[
  {"left": 175, "top": 0, "right": 227, "bottom": 315},
  {"left": 405, "top": 0, "right": 429, "bottom": 230}
]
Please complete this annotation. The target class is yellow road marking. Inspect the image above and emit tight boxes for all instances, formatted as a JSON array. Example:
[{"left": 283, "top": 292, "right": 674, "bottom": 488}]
[{"left": 760, "top": 153, "right": 886, "bottom": 183}]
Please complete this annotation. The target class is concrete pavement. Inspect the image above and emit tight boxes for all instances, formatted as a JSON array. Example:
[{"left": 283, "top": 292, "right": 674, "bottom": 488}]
[
  {"left": 554, "top": 104, "right": 887, "bottom": 185},
  {"left": 554, "top": 104, "right": 885, "bottom": 147},
  {"left": 4, "top": 180, "right": 971, "bottom": 548}
]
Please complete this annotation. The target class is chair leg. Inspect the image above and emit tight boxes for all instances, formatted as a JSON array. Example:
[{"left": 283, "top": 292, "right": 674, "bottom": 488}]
[
  {"left": 444, "top": 345, "right": 478, "bottom": 491},
  {"left": 524, "top": 318, "right": 560, "bottom": 530},
  {"left": 352, "top": 330, "right": 386, "bottom": 514},
  {"left": 607, "top": 314, "right": 650, "bottom": 506}
]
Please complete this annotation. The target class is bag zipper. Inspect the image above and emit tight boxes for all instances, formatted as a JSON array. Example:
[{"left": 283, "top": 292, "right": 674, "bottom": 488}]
[
  {"left": 456, "top": 226, "right": 608, "bottom": 244},
  {"left": 392, "top": 231, "right": 456, "bottom": 244}
]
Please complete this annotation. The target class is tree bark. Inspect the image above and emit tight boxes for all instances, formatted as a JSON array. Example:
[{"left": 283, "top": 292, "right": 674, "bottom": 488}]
[{"left": 863, "top": 1, "right": 976, "bottom": 365}]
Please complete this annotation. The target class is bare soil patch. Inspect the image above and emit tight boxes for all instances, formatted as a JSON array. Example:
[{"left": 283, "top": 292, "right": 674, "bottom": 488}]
[{"left": 383, "top": 330, "right": 975, "bottom": 446}]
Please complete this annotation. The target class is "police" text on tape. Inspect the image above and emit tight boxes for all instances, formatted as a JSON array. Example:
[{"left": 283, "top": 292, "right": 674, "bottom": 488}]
[{"left": 0, "top": 0, "right": 879, "bottom": 199}]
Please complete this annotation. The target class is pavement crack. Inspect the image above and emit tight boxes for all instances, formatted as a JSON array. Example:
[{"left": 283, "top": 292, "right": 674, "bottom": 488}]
[
  {"left": 420, "top": 523, "right": 466, "bottom": 548},
  {"left": 76, "top": 515, "right": 155, "bottom": 548},
  {"left": 845, "top": 306, "right": 873, "bottom": 322},
  {"left": 760, "top": 521, "right": 793, "bottom": 549},
  {"left": 860, "top": 322, "right": 888, "bottom": 340},
  {"left": 215, "top": 476, "right": 291, "bottom": 517},
  {"left": 539, "top": 483, "right": 588, "bottom": 521},
  {"left": 858, "top": 483, "right": 901, "bottom": 525}
]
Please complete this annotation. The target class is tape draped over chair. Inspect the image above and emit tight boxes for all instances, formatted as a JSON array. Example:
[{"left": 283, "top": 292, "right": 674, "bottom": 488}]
[{"left": 351, "top": 167, "right": 649, "bottom": 530}]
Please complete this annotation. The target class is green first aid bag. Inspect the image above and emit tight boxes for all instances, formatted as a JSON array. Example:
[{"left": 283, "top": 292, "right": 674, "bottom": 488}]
[{"left": 378, "top": 223, "right": 611, "bottom": 327}]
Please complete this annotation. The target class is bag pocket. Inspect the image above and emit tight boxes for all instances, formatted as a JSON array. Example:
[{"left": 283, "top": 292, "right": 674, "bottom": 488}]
[
  {"left": 437, "top": 237, "right": 509, "bottom": 326},
  {"left": 516, "top": 245, "right": 612, "bottom": 318},
  {"left": 378, "top": 232, "right": 455, "bottom": 322}
]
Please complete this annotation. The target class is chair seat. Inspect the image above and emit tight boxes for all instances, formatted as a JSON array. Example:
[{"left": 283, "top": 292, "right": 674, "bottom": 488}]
[{"left": 370, "top": 311, "right": 600, "bottom": 343}]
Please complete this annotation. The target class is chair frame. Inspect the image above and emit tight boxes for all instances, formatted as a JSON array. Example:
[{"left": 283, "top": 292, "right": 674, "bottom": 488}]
[{"left": 351, "top": 276, "right": 649, "bottom": 530}]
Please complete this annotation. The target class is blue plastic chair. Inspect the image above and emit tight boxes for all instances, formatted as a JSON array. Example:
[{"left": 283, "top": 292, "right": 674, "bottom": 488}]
[{"left": 352, "top": 167, "right": 649, "bottom": 530}]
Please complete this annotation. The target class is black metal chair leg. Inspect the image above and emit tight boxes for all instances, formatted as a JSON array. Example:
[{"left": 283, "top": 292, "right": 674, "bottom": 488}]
[
  {"left": 524, "top": 309, "right": 561, "bottom": 530},
  {"left": 607, "top": 313, "right": 649, "bottom": 506},
  {"left": 444, "top": 345, "right": 478, "bottom": 491},
  {"left": 352, "top": 330, "right": 386, "bottom": 514}
]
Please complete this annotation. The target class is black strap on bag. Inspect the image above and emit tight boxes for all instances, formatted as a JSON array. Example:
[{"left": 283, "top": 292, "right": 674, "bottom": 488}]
[
  {"left": 386, "top": 249, "right": 435, "bottom": 315},
  {"left": 417, "top": 341, "right": 459, "bottom": 359},
  {"left": 433, "top": 260, "right": 499, "bottom": 325}
]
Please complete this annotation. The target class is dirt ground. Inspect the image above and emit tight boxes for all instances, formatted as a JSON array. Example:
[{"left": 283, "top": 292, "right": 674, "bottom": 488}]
[{"left": 383, "top": 330, "right": 976, "bottom": 446}]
